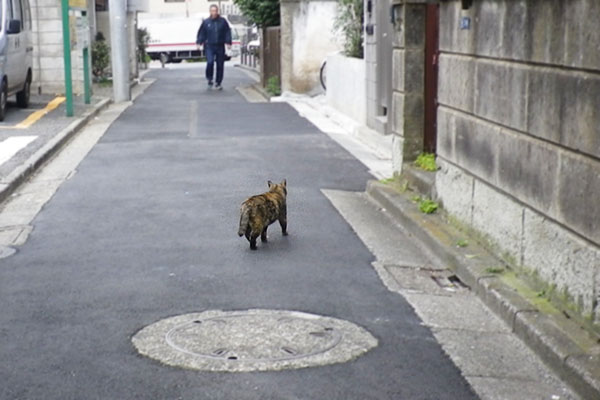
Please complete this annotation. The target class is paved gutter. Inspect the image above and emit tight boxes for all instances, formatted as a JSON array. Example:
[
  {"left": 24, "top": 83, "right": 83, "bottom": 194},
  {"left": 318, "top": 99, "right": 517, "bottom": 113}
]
[{"left": 367, "top": 180, "right": 600, "bottom": 400}]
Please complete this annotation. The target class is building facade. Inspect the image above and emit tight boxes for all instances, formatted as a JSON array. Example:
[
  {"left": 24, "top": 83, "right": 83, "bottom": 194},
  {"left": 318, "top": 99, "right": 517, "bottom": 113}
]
[{"left": 30, "top": 0, "right": 145, "bottom": 96}]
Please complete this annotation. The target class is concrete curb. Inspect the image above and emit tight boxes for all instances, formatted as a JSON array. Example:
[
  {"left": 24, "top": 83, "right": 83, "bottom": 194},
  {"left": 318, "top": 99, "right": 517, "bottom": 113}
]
[
  {"left": 234, "top": 63, "right": 260, "bottom": 82},
  {"left": 366, "top": 180, "right": 600, "bottom": 400},
  {"left": 0, "top": 97, "right": 111, "bottom": 204}
]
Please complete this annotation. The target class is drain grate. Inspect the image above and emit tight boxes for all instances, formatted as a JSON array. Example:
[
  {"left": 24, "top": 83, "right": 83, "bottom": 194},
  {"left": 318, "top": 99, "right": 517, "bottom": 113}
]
[{"left": 132, "top": 309, "right": 378, "bottom": 372}]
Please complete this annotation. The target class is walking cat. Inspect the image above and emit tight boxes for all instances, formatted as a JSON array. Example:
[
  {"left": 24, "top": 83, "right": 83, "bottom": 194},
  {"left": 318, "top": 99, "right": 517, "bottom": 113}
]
[{"left": 238, "top": 180, "right": 288, "bottom": 250}]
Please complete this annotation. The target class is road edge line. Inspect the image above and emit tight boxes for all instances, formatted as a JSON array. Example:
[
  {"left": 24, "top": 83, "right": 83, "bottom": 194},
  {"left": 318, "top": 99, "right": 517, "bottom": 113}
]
[{"left": 0, "top": 97, "right": 111, "bottom": 204}]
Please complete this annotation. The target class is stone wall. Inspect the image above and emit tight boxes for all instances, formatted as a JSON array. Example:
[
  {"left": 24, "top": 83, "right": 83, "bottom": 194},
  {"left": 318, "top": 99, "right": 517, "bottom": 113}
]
[
  {"left": 280, "top": 0, "right": 341, "bottom": 93},
  {"left": 389, "top": 0, "right": 427, "bottom": 172},
  {"left": 435, "top": 0, "right": 600, "bottom": 325}
]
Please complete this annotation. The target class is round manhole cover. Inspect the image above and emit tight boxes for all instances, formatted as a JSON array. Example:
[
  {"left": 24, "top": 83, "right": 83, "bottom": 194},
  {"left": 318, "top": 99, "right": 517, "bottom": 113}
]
[{"left": 132, "top": 309, "right": 378, "bottom": 372}]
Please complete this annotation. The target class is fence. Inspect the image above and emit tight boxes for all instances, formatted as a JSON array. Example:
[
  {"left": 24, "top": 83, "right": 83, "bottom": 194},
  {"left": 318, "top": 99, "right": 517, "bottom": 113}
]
[{"left": 240, "top": 47, "right": 259, "bottom": 69}]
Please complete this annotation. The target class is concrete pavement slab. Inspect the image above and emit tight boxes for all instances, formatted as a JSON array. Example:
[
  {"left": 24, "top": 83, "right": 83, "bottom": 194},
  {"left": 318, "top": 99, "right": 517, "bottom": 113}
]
[
  {"left": 432, "top": 329, "right": 562, "bottom": 381},
  {"left": 321, "top": 189, "right": 434, "bottom": 267},
  {"left": 403, "top": 292, "right": 510, "bottom": 333},
  {"left": 325, "top": 185, "right": 579, "bottom": 399}
]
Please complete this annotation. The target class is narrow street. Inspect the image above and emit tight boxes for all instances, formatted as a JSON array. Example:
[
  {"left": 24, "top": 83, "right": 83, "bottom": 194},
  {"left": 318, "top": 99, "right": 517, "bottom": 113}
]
[{"left": 0, "top": 66, "right": 478, "bottom": 399}]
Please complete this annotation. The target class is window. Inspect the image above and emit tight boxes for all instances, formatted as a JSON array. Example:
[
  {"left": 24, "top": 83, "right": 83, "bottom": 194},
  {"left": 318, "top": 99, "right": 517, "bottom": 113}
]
[
  {"left": 11, "top": 0, "right": 22, "bottom": 22},
  {"left": 21, "top": 0, "right": 31, "bottom": 30}
]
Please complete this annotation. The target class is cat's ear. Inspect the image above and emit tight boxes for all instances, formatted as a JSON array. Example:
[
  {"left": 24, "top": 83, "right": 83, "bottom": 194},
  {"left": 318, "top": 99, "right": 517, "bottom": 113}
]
[
  {"left": 281, "top": 179, "right": 287, "bottom": 187},
  {"left": 268, "top": 180, "right": 273, "bottom": 188}
]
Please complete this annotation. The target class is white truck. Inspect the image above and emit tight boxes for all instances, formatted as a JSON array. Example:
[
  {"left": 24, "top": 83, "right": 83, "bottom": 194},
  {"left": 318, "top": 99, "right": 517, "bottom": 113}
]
[{"left": 139, "top": 14, "right": 241, "bottom": 66}]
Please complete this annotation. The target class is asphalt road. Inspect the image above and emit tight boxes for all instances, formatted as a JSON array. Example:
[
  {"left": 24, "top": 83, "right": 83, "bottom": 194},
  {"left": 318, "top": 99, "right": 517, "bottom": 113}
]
[{"left": 0, "top": 65, "right": 478, "bottom": 400}]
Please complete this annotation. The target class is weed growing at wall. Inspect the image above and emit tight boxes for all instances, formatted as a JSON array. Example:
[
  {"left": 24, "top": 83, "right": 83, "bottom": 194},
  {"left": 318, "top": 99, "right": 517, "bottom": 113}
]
[
  {"left": 415, "top": 153, "right": 438, "bottom": 171},
  {"left": 266, "top": 76, "right": 281, "bottom": 96}
]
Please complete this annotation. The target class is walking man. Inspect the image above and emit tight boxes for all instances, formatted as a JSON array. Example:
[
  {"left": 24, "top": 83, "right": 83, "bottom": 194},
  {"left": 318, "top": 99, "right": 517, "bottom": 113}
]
[{"left": 196, "top": 5, "right": 232, "bottom": 90}]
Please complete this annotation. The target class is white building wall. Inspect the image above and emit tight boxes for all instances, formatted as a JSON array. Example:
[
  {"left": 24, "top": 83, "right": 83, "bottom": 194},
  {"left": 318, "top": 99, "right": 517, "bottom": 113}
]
[{"left": 280, "top": 0, "right": 341, "bottom": 94}]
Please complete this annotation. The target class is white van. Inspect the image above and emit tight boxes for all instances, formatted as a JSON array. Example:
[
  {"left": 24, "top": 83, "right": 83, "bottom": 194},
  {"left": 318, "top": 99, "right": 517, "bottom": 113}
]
[{"left": 0, "top": 0, "right": 33, "bottom": 120}]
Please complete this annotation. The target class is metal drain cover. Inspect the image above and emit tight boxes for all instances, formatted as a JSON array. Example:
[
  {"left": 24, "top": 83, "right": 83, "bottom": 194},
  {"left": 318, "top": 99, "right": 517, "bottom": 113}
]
[{"left": 132, "top": 309, "right": 378, "bottom": 372}]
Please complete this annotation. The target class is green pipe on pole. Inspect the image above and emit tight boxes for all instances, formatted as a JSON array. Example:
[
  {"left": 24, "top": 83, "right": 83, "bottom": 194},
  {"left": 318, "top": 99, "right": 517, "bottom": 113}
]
[
  {"left": 60, "top": 0, "right": 73, "bottom": 116},
  {"left": 83, "top": 47, "right": 91, "bottom": 104}
]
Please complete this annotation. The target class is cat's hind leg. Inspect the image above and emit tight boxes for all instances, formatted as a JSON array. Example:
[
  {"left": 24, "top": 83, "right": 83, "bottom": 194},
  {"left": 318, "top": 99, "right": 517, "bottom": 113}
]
[
  {"left": 261, "top": 226, "right": 268, "bottom": 242},
  {"left": 250, "top": 232, "right": 259, "bottom": 250},
  {"left": 279, "top": 215, "right": 288, "bottom": 236}
]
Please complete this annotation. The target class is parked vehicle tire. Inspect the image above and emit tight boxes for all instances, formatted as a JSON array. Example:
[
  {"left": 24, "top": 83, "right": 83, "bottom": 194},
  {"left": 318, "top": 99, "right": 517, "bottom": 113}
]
[
  {"left": 0, "top": 80, "right": 7, "bottom": 122},
  {"left": 16, "top": 72, "right": 31, "bottom": 108},
  {"left": 160, "top": 53, "right": 169, "bottom": 68},
  {"left": 320, "top": 60, "right": 327, "bottom": 91}
]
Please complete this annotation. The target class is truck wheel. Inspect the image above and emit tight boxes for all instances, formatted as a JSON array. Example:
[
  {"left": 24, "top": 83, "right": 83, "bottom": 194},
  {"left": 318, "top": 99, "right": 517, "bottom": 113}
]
[
  {"left": 0, "top": 80, "right": 7, "bottom": 122},
  {"left": 16, "top": 73, "right": 31, "bottom": 108},
  {"left": 160, "top": 53, "right": 169, "bottom": 68}
]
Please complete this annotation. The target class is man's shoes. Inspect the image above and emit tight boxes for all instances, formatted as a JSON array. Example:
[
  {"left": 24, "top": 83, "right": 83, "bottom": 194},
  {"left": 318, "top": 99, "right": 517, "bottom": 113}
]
[
  {"left": 214, "top": 84, "right": 223, "bottom": 91},
  {"left": 208, "top": 80, "right": 213, "bottom": 88}
]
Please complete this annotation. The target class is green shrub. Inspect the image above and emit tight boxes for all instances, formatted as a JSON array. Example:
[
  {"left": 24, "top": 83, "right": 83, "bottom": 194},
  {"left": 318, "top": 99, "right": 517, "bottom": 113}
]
[
  {"left": 334, "top": 0, "right": 364, "bottom": 58},
  {"left": 233, "top": 0, "right": 280, "bottom": 27},
  {"left": 137, "top": 27, "right": 150, "bottom": 65},
  {"left": 92, "top": 32, "right": 110, "bottom": 79}
]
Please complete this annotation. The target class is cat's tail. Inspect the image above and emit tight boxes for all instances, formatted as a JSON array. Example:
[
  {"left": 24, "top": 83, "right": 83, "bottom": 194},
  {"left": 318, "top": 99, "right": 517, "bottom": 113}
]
[{"left": 238, "top": 205, "right": 250, "bottom": 237}]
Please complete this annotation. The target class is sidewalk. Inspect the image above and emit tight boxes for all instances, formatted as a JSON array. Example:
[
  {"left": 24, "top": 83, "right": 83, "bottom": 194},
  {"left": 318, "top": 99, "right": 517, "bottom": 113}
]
[
  {"left": 281, "top": 92, "right": 600, "bottom": 400},
  {"left": 0, "top": 93, "right": 110, "bottom": 203},
  {"left": 273, "top": 92, "right": 394, "bottom": 179}
]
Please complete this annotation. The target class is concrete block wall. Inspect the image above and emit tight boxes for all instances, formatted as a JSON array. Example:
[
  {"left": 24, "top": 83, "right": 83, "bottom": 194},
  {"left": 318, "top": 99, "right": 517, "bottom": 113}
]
[
  {"left": 435, "top": 0, "right": 600, "bottom": 324},
  {"left": 389, "top": 0, "right": 426, "bottom": 172},
  {"left": 31, "top": 0, "right": 87, "bottom": 95},
  {"left": 326, "top": 54, "right": 367, "bottom": 125}
]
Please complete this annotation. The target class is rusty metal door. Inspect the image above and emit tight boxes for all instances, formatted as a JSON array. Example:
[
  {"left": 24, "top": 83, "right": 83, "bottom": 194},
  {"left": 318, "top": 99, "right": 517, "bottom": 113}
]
[
  {"left": 262, "top": 26, "right": 281, "bottom": 86},
  {"left": 424, "top": 4, "right": 439, "bottom": 153}
]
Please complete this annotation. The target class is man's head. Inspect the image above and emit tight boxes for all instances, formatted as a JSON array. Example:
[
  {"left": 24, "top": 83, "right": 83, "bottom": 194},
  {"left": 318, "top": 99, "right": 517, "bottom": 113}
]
[{"left": 209, "top": 4, "right": 219, "bottom": 19}]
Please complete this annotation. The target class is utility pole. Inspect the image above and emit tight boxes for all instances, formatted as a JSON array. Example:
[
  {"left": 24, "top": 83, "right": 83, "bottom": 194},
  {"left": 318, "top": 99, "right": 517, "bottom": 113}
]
[{"left": 109, "top": 0, "right": 130, "bottom": 102}]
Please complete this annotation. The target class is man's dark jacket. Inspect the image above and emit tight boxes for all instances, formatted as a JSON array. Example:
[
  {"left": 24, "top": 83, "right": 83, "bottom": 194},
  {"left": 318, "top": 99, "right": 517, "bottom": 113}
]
[{"left": 196, "top": 16, "right": 232, "bottom": 46}]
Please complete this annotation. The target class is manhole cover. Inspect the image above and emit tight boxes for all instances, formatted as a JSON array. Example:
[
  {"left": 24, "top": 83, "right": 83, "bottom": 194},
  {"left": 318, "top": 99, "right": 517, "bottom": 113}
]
[{"left": 132, "top": 309, "right": 378, "bottom": 372}]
